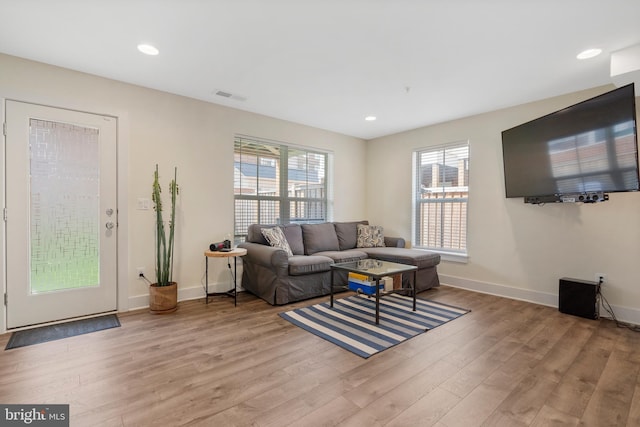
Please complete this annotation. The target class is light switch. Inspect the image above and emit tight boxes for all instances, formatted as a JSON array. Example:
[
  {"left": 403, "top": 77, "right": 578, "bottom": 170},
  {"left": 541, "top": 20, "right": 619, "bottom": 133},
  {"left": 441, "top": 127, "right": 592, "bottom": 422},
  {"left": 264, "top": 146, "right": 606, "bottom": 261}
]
[{"left": 137, "top": 198, "right": 150, "bottom": 210}]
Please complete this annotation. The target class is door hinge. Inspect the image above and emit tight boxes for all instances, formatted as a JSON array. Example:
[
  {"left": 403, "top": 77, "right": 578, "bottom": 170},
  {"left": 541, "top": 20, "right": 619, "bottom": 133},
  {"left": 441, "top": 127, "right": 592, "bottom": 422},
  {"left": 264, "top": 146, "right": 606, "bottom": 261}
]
[
  {"left": 4, "top": 293, "right": 6, "bottom": 306},
  {"left": 2, "top": 208, "right": 6, "bottom": 221},
  {"left": 2, "top": 122, "right": 6, "bottom": 136}
]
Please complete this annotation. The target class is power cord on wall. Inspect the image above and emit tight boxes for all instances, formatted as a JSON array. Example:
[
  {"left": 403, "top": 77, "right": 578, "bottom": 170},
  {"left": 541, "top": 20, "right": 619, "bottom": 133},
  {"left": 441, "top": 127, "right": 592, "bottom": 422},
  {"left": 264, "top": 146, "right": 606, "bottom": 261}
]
[
  {"left": 227, "top": 260, "right": 235, "bottom": 284},
  {"left": 597, "top": 277, "right": 640, "bottom": 333},
  {"left": 199, "top": 258, "right": 236, "bottom": 292},
  {"left": 139, "top": 272, "right": 153, "bottom": 285}
]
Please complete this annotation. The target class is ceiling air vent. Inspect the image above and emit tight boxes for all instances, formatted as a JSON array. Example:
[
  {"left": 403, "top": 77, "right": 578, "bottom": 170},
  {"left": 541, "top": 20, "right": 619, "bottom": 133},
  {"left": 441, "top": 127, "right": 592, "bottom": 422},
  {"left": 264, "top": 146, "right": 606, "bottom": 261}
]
[{"left": 214, "top": 90, "right": 247, "bottom": 102}]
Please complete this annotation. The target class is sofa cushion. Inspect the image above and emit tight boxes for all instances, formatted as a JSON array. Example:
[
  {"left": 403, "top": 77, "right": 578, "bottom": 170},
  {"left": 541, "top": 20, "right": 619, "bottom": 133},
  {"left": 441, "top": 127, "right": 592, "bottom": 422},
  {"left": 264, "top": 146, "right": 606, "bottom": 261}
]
[
  {"left": 302, "top": 223, "right": 340, "bottom": 255},
  {"left": 356, "top": 224, "right": 385, "bottom": 248},
  {"left": 334, "top": 220, "right": 368, "bottom": 250},
  {"left": 247, "top": 224, "right": 270, "bottom": 245},
  {"left": 384, "top": 236, "right": 406, "bottom": 248},
  {"left": 313, "top": 249, "right": 368, "bottom": 263},
  {"left": 246, "top": 224, "right": 303, "bottom": 254},
  {"left": 261, "top": 227, "right": 293, "bottom": 256},
  {"left": 362, "top": 247, "right": 441, "bottom": 269},
  {"left": 288, "top": 255, "right": 334, "bottom": 276},
  {"left": 281, "top": 224, "right": 304, "bottom": 255}
]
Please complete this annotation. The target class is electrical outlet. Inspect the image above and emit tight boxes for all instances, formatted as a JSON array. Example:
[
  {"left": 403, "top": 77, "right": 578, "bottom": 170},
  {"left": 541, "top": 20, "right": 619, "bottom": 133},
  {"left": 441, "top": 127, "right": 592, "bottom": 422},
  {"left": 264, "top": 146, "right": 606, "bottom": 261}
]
[
  {"left": 137, "top": 267, "right": 145, "bottom": 278},
  {"left": 595, "top": 273, "right": 606, "bottom": 285}
]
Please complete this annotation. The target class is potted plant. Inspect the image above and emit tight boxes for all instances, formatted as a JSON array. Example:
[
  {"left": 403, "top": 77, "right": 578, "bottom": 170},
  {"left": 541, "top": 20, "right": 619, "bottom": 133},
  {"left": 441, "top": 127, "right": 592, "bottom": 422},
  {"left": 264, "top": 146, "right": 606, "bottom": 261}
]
[{"left": 149, "top": 164, "right": 179, "bottom": 314}]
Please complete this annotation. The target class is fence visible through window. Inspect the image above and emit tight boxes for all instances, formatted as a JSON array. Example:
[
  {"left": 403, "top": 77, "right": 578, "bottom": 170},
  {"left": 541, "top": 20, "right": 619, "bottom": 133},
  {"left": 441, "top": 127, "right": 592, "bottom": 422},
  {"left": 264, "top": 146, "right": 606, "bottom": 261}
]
[{"left": 417, "top": 191, "right": 467, "bottom": 250}]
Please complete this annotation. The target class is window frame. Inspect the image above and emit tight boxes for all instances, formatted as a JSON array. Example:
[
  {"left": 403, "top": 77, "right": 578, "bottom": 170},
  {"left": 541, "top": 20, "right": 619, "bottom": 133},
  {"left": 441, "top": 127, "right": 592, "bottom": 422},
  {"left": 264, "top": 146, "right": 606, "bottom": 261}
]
[
  {"left": 412, "top": 141, "right": 470, "bottom": 262},
  {"left": 234, "top": 135, "right": 332, "bottom": 242}
]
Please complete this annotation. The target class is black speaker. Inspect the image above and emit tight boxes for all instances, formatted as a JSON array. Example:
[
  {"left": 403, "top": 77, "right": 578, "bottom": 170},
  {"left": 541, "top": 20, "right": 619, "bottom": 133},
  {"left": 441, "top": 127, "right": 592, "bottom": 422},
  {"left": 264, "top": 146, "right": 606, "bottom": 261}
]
[{"left": 558, "top": 277, "right": 599, "bottom": 320}]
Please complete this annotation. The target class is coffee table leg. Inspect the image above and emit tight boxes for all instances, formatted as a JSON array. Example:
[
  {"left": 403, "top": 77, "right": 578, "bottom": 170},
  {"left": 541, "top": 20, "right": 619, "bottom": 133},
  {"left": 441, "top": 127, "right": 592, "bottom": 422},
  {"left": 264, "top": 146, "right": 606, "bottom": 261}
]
[
  {"left": 413, "top": 270, "right": 417, "bottom": 311},
  {"left": 330, "top": 269, "right": 334, "bottom": 307},
  {"left": 375, "top": 277, "right": 380, "bottom": 324}
]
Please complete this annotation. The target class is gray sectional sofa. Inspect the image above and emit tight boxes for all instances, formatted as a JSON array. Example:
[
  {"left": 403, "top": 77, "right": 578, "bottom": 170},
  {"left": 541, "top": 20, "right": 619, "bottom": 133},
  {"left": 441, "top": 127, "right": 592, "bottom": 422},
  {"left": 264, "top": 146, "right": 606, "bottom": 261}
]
[{"left": 238, "top": 221, "right": 441, "bottom": 305}]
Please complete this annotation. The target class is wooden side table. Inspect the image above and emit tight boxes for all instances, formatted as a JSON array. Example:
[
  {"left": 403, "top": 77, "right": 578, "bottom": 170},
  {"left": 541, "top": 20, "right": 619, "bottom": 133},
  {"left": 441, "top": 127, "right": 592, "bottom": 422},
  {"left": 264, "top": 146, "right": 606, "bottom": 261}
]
[{"left": 204, "top": 247, "right": 247, "bottom": 306}]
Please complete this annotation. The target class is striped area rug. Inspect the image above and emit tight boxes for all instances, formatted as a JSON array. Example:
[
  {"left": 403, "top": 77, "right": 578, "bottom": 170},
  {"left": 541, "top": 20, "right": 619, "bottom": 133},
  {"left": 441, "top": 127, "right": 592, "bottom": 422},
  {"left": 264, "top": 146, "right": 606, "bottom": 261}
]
[{"left": 279, "top": 294, "right": 469, "bottom": 358}]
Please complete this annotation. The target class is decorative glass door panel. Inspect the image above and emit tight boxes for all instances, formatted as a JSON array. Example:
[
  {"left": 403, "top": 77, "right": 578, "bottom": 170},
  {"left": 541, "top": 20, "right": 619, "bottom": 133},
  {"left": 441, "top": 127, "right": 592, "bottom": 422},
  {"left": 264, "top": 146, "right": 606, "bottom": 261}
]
[
  {"left": 30, "top": 119, "right": 100, "bottom": 293},
  {"left": 6, "top": 101, "right": 117, "bottom": 328}
]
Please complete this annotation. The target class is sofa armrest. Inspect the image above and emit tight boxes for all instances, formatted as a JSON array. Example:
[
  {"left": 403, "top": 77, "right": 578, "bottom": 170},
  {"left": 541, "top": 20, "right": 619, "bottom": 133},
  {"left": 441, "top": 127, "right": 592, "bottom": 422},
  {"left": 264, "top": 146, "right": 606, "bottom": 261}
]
[
  {"left": 385, "top": 236, "right": 406, "bottom": 248},
  {"left": 238, "top": 242, "right": 289, "bottom": 269}
]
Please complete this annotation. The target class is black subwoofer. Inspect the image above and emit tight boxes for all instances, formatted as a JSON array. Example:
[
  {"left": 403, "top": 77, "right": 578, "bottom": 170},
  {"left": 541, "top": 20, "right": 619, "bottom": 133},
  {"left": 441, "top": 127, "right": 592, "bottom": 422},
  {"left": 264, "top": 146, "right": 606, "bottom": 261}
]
[{"left": 558, "top": 277, "right": 599, "bottom": 320}]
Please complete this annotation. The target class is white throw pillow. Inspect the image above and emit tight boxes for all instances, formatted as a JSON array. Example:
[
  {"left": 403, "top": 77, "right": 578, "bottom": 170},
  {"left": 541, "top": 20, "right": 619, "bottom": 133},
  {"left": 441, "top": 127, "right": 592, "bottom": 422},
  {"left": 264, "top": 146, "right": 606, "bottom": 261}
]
[{"left": 261, "top": 227, "right": 293, "bottom": 256}]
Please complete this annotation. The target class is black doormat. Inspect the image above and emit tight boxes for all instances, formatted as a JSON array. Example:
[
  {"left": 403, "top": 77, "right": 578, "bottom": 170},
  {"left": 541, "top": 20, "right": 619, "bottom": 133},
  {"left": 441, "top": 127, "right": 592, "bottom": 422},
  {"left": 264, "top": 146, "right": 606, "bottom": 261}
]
[{"left": 5, "top": 314, "right": 120, "bottom": 350}]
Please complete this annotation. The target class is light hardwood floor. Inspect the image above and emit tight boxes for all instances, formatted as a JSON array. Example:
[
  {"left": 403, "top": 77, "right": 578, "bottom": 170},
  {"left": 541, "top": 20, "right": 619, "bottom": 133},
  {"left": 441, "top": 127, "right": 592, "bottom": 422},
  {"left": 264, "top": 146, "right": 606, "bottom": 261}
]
[{"left": 1, "top": 285, "right": 640, "bottom": 426}]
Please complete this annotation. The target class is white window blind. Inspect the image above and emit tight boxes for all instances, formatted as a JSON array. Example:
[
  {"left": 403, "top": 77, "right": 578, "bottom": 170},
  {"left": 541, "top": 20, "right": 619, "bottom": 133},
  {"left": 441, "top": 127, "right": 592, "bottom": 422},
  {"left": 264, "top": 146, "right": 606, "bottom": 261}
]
[
  {"left": 413, "top": 141, "right": 469, "bottom": 254},
  {"left": 234, "top": 136, "right": 329, "bottom": 242}
]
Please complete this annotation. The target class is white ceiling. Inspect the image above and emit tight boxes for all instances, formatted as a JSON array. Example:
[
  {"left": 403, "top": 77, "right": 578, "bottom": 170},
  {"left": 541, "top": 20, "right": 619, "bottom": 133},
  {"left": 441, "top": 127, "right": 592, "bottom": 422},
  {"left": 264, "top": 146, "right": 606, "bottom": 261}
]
[{"left": 1, "top": 0, "right": 639, "bottom": 140}]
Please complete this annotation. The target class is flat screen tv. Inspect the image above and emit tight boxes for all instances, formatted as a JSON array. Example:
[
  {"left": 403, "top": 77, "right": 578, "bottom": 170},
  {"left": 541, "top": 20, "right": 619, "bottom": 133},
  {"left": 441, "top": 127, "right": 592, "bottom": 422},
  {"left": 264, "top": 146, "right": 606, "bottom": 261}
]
[{"left": 502, "top": 84, "right": 639, "bottom": 203}]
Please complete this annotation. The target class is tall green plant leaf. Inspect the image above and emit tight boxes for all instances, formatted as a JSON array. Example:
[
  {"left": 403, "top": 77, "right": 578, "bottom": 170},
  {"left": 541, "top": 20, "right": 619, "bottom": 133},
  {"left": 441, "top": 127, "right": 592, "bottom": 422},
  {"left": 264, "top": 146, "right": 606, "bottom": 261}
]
[{"left": 152, "top": 165, "right": 178, "bottom": 286}]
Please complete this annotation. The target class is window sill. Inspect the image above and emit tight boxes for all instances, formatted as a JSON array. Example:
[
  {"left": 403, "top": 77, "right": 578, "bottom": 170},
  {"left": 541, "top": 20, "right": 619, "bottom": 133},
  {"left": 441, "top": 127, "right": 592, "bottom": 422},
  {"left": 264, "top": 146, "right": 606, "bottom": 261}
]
[
  {"left": 413, "top": 248, "right": 468, "bottom": 264},
  {"left": 439, "top": 251, "right": 468, "bottom": 263}
]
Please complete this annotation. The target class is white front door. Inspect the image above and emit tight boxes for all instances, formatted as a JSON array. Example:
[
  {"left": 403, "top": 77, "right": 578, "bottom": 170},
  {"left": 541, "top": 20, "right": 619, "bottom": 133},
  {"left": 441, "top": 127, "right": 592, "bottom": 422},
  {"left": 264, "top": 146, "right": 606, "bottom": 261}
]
[{"left": 5, "top": 101, "right": 117, "bottom": 329}]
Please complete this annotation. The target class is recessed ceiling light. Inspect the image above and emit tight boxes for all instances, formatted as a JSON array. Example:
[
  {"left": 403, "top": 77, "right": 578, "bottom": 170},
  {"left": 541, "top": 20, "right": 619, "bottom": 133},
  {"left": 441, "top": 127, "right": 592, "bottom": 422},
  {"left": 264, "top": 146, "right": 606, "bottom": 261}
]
[
  {"left": 137, "top": 43, "right": 159, "bottom": 56},
  {"left": 577, "top": 48, "right": 602, "bottom": 60},
  {"left": 365, "top": 115, "right": 377, "bottom": 121}
]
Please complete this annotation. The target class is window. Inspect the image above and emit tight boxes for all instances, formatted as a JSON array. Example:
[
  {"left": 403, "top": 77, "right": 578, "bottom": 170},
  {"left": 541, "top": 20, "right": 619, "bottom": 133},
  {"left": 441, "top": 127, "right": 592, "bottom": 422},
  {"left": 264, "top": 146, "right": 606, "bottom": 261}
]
[
  {"left": 412, "top": 141, "right": 469, "bottom": 257},
  {"left": 234, "top": 136, "right": 330, "bottom": 242}
]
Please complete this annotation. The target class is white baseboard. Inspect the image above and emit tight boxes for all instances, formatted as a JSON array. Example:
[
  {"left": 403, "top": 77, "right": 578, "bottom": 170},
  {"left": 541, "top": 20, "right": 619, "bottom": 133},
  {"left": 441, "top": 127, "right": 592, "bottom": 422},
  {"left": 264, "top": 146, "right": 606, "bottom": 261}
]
[
  {"left": 439, "top": 274, "right": 558, "bottom": 307},
  {"left": 127, "top": 282, "right": 239, "bottom": 312},
  {"left": 439, "top": 274, "right": 640, "bottom": 326}
]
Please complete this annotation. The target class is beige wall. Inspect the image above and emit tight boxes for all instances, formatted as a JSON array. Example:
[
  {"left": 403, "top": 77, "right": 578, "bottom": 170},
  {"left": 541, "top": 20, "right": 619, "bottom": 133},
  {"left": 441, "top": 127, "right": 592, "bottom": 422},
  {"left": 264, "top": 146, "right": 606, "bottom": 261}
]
[
  {"left": 0, "top": 53, "right": 367, "bottom": 325},
  {"left": 3, "top": 51, "right": 640, "bottom": 327},
  {"left": 367, "top": 86, "right": 640, "bottom": 323}
]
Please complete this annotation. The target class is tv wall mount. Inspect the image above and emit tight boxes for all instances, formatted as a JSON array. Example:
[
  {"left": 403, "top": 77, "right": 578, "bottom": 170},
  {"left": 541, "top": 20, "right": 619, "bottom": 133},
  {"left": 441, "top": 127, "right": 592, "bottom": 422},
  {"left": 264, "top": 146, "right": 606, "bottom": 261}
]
[{"left": 524, "top": 192, "right": 609, "bottom": 205}]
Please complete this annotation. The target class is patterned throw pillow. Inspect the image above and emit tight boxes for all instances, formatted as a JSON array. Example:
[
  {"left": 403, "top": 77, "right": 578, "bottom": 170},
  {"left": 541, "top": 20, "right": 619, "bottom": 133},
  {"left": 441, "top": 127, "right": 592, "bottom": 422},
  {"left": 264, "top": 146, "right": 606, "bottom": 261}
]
[
  {"left": 261, "top": 227, "right": 293, "bottom": 256},
  {"left": 356, "top": 224, "right": 385, "bottom": 248}
]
